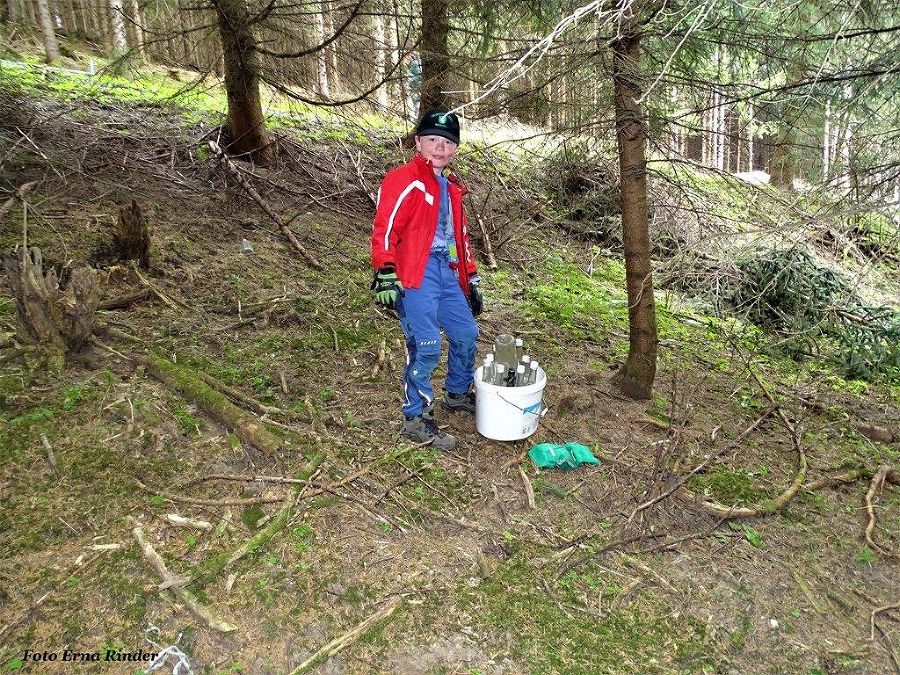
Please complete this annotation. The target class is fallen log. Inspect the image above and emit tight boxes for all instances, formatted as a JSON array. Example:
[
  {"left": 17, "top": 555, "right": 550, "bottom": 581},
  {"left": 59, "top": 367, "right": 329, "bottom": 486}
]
[
  {"left": 137, "top": 353, "right": 287, "bottom": 455},
  {"left": 98, "top": 287, "right": 153, "bottom": 311}
]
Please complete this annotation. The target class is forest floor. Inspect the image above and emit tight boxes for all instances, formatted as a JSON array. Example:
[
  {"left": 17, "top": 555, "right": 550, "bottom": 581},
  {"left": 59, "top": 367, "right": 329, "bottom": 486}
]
[{"left": 1, "top": 53, "right": 900, "bottom": 675}]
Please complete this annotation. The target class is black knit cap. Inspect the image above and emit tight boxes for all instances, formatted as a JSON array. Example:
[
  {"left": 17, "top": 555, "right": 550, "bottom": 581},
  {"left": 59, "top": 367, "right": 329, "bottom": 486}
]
[{"left": 416, "top": 109, "right": 460, "bottom": 145}]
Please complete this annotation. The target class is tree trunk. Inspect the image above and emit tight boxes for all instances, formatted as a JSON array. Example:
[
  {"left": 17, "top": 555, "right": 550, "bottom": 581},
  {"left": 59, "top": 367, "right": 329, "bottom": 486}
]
[
  {"left": 114, "top": 200, "right": 151, "bottom": 268},
  {"left": 108, "top": 0, "right": 127, "bottom": 51},
  {"left": 214, "top": 0, "right": 272, "bottom": 164},
  {"left": 390, "top": 0, "right": 404, "bottom": 110},
  {"left": 313, "top": 1, "right": 330, "bottom": 97},
  {"left": 59, "top": 0, "right": 76, "bottom": 35},
  {"left": 768, "top": 127, "right": 795, "bottom": 188},
  {"left": 373, "top": 8, "right": 389, "bottom": 109},
  {"left": 24, "top": 0, "right": 36, "bottom": 27},
  {"left": 747, "top": 103, "right": 755, "bottom": 170},
  {"left": 419, "top": 0, "right": 450, "bottom": 114},
  {"left": 126, "top": 0, "right": 144, "bottom": 58},
  {"left": 35, "top": 0, "right": 60, "bottom": 61},
  {"left": 177, "top": 2, "right": 192, "bottom": 65},
  {"left": 611, "top": 4, "right": 657, "bottom": 400},
  {"left": 822, "top": 100, "right": 832, "bottom": 180},
  {"left": 96, "top": 0, "right": 111, "bottom": 46},
  {"left": 323, "top": 0, "right": 339, "bottom": 93}
]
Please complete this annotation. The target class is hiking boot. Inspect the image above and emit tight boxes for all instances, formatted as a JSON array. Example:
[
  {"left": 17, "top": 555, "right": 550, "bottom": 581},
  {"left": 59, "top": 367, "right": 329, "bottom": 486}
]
[
  {"left": 402, "top": 414, "right": 457, "bottom": 451},
  {"left": 441, "top": 389, "right": 476, "bottom": 414}
]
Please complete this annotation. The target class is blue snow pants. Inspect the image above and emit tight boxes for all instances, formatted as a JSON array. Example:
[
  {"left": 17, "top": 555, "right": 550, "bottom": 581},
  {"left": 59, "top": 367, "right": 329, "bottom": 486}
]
[{"left": 396, "top": 249, "right": 479, "bottom": 418}]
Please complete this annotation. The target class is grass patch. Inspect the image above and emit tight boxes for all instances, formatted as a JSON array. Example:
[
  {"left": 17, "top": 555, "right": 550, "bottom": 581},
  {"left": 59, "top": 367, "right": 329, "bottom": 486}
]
[{"left": 456, "top": 554, "right": 715, "bottom": 674}]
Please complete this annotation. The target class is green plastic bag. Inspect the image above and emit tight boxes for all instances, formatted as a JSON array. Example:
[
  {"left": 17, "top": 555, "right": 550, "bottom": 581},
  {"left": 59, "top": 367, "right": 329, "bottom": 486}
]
[{"left": 528, "top": 442, "right": 599, "bottom": 471}]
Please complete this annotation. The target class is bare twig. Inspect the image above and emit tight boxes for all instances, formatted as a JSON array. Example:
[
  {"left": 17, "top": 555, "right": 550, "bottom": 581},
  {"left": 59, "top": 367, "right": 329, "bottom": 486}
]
[
  {"left": 130, "top": 262, "right": 187, "bottom": 310},
  {"left": 164, "top": 514, "right": 213, "bottom": 531},
  {"left": 518, "top": 464, "right": 536, "bottom": 509},
  {"left": 40, "top": 434, "right": 57, "bottom": 472},
  {"left": 475, "top": 215, "right": 499, "bottom": 270}
]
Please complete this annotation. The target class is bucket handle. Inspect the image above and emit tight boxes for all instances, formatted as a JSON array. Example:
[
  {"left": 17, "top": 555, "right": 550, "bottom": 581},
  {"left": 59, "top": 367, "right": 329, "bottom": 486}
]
[{"left": 495, "top": 392, "right": 550, "bottom": 417}]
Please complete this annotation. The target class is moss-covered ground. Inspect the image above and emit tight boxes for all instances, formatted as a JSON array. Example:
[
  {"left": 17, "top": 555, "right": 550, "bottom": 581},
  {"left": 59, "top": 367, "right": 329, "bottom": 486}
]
[{"left": 1, "top": 43, "right": 899, "bottom": 675}]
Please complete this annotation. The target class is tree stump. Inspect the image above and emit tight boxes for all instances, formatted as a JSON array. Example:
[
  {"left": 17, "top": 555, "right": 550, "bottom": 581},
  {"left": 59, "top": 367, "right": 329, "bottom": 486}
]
[
  {"left": 3, "top": 246, "right": 103, "bottom": 367},
  {"left": 114, "top": 199, "right": 150, "bottom": 269}
]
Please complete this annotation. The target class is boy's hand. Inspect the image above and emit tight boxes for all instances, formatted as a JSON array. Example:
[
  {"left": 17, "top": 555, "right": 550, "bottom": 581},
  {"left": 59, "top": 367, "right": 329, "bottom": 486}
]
[
  {"left": 371, "top": 266, "right": 404, "bottom": 309},
  {"left": 468, "top": 275, "right": 483, "bottom": 317}
]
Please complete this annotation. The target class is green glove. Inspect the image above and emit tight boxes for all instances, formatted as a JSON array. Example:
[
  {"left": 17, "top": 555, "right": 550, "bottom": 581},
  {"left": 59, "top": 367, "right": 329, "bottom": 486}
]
[
  {"left": 565, "top": 443, "right": 599, "bottom": 465},
  {"left": 528, "top": 442, "right": 600, "bottom": 471},
  {"left": 371, "top": 266, "right": 404, "bottom": 309}
]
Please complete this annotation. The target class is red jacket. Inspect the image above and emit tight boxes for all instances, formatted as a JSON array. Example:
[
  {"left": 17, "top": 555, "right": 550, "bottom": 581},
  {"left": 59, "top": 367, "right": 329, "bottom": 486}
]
[{"left": 371, "top": 154, "right": 477, "bottom": 295}]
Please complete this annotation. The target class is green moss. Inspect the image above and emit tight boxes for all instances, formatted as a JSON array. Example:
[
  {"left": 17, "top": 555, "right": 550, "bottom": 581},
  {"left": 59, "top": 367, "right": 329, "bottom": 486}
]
[
  {"left": 689, "top": 466, "right": 769, "bottom": 506},
  {"left": 241, "top": 505, "right": 265, "bottom": 530}
]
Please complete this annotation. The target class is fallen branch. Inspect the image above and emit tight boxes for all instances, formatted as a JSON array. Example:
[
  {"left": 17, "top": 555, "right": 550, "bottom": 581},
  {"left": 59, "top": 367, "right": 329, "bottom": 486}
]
[
  {"left": 670, "top": 360, "right": 807, "bottom": 519},
  {"left": 371, "top": 338, "right": 386, "bottom": 377},
  {"left": 870, "top": 597, "right": 900, "bottom": 674},
  {"left": 190, "top": 453, "right": 325, "bottom": 589},
  {"left": 130, "top": 262, "right": 187, "bottom": 310},
  {"left": 621, "top": 554, "right": 678, "bottom": 595},
  {"left": 41, "top": 434, "right": 57, "bottom": 472},
  {"left": 628, "top": 407, "right": 776, "bottom": 521},
  {"left": 197, "top": 370, "right": 306, "bottom": 421},
  {"left": 288, "top": 596, "right": 403, "bottom": 675},
  {"left": 98, "top": 287, "right": 152, "bottom": 311},
  {"left": 165, "top": 514, "right": 213, "bottom": 531},
  {"left": 804, "top": 469, "right": 871, "bottom": 491},
  {"left": 131, "top": 521, "right": 237, "bottom": 633},
  {"left": 209, "top": 141, "right": 323, "bottom": 270},
  {"left": 864, "top": 466, "right": 900, "bottom": 558},
  {"left": 0, "top": 181, "right": 37, "bottom": 219}
]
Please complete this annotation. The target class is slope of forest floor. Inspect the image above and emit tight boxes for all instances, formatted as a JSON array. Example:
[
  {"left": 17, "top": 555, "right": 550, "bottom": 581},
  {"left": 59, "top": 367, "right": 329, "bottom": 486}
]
[{"left": 1, "top": 53, "right": 900, "bottom": 675}]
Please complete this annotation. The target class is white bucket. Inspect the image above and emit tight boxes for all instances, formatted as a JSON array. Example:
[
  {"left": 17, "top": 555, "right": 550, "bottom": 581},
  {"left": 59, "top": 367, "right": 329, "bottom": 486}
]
[{"left": 474, "top": 366, "right": 547, "bottom": 441}]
